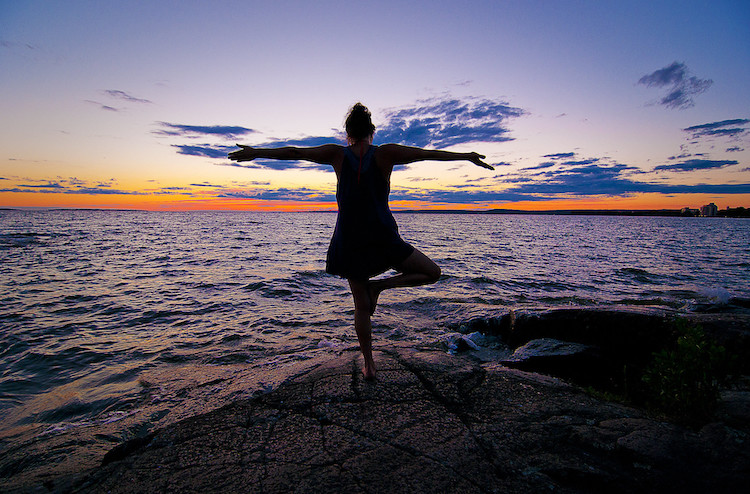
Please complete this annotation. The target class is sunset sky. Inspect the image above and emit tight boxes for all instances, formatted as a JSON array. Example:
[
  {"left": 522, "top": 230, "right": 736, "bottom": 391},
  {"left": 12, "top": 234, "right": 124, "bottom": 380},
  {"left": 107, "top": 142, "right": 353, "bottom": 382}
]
[{"left": 2, "top": 0, "right": 749, "bottom": 211}]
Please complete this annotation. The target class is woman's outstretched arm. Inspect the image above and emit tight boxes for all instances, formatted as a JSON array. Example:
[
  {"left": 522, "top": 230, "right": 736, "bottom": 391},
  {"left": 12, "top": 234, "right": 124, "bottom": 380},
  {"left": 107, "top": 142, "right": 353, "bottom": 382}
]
[
  {"left": 378, "top": 144, "right": 494, "bottom": 170},
  {"left": 228, "top": 144, "right": 343, "bottom": 165}
]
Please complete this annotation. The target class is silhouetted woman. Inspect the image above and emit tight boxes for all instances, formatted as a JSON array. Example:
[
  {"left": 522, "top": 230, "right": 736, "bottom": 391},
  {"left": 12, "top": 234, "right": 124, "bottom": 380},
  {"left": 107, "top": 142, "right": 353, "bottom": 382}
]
[{"left": 229, "top": 103, "right": 493, "bottom": 379}]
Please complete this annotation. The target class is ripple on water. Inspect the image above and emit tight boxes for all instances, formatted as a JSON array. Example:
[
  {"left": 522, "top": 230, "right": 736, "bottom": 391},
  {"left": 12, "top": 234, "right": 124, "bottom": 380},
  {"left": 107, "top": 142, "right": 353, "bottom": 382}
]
[{"left": 1, "top": 210, "right": 749, "bottom": 481}]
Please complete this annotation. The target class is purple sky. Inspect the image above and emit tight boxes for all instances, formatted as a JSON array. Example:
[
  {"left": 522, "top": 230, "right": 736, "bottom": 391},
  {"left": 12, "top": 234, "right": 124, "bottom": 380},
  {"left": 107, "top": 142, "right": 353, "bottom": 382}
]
[{"left": 1, "top": 0, "right": 748, "bottom": 209}]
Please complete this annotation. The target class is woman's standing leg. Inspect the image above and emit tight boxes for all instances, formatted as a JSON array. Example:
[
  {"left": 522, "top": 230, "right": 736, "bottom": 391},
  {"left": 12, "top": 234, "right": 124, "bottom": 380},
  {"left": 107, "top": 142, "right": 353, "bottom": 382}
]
[{"left": 348, "top": 278, "right": 377, "bottom": 380}]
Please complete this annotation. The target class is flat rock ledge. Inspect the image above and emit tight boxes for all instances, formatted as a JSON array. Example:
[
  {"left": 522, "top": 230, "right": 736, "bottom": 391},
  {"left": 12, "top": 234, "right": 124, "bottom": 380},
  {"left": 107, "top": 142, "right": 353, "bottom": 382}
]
[{"left": 67, "top": 344, "right": 748, "bottom": 494}]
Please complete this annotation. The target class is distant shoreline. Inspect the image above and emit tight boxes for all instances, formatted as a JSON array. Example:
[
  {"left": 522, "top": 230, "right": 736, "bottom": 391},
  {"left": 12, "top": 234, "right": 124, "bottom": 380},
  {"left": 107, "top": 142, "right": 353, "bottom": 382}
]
[{"left": 2, "top": 207, "right": 749, "bottom": 217}]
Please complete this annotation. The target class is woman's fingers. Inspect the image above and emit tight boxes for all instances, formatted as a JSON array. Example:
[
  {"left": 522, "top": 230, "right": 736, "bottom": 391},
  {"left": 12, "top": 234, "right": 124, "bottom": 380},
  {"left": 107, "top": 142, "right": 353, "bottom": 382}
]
[{"left": 229, "top": 145, "right": 255, "bottom": 161}]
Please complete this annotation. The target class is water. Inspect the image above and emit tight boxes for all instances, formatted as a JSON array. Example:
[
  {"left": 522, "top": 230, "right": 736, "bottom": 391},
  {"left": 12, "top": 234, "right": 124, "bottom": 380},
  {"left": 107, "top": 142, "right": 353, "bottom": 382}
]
[{"left": 1, "top": 209, "right": 749, "bottom": 485}]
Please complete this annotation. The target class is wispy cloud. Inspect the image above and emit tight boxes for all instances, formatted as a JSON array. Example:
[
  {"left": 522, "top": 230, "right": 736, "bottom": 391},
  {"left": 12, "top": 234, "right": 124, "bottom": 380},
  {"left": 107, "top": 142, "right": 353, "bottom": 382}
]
[
  {"left": 85, "top": 89, "right": 153, "bottom": 112},
  {"left": 173, "top": 144, "right": 237, "bottom": 159},
  {"left": 638, "top": 62, "right": 713, "bottom": 109},
  {"left": 543, "top": 152, "right": 575, "bottom": 159},
  {"left": 16, "top": 182, "right": 64, "bottom": 189},
  {"left": 220, "top": 159, "right": 330, "bottom": 172},
  {"left": 103, "top": 90, "right": 152, "bottom": 104},
  {"left": 262, "top": 136, "right": 344, "bottom": 147},
  {"left": 653, "top": 159, "right": 738, "bottom": 172},
  {"left": 0, "top": 40, "right": 39, "bottom": 50},
  {"left": 561, "top": 158, "right": 600, "bottom": 167},
  {"left": 522, "top": 162, "right": 555, "bottom": 171},
  {"left": 156, "top": 123, "right": 256, "bottom": 139},
  {"left": 1, "top": 177, "right": 189, "bottom": 196},
  {"left": 189, "top": 182, "right": 229, "bottom": 188},
  {"left": 217, "top": 187, "right": 335, "bottom": 202},
  {"left": 85, "top": 100, "right": 120, "bottom": 112},
  {"left": 683, "top": 119, "right": 749, "bottom": 139}
]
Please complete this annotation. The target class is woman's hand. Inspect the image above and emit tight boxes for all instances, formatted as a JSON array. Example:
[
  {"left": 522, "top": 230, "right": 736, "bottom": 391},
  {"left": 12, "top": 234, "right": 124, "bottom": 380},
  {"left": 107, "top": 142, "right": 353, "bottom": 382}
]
[
  {"left": 468, "top": 152, "right": 494, "bottom": 170},
  {"left": 228, "top": 145, "right": 255, "bottom": 162}
]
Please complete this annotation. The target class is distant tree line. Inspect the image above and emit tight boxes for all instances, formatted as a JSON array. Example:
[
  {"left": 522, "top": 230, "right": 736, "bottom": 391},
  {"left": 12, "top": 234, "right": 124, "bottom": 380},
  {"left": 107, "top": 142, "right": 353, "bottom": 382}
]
[{"left": 717, "top": 207, "right": 750, "bottom": 218}]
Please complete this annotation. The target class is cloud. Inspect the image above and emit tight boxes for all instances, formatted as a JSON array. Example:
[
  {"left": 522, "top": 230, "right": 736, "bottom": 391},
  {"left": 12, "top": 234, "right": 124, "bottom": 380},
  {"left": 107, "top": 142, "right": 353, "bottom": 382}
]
[
  {"left": 510, "top": 163, "right": 645, "bottom": 196},
  {"left": 543, "top": 152, "right": 575, "bottom": 159},
  {"left": 375, "top": 96, "right": 525, "bottom": 147},
  {"left": 0, "top": 177, "right": 191, "bottom": 196},
  {"left": 163, "top": 94, "right": 526, "bottom": 171},
  {"left": 4, "top": 185, "right": 147, "bottom": 195},
  {"left": 1, "top": 40, "right": 38, "bottom": 50},
  {"left": 173, "top": 144, "right": 237, "bottom": 159},
  {"left": 221, "top": 160, "right": 330, "bottom": 172},
  {"left": 441, "top": 154, "right": 750, "bottom": 204},
  {"left": 726, "top": 147, "right": 744, "bottom": 152},
  {"left": 653, "top": 159, "right": 738, "bottom": 172},
  {"left": 520, "top": 154, "right": 600, "bottom": 170},
  {"left": 85, "top": 90, "right": 153, "bottom": 112},
  {"left": 104, "top": 90, "right": 152, "bottom": 104},
  {"left": 17, "top": 182, "right": 64, "bottom": 189},
  {"left": 683, "top": 119, "right": 749, "bottom": 139},
  {"left": 218, "top": 187, "right": 335, "bottom": 202},
  {"left": 561, "top": 158, "right": 600, "bottom": 166},
  {"left": 390, "top": 188, "right": 540, "bottom": 204},
  {"left": 522, "top": 162, "right": 555, "bottom": 171},
  {"left": 173, "top": 143, "right": 330, "bottom": 171},
  {"left": 189, "top": 182, "right": 228, "bottom": 188},
  {"left": 66, "top": 187, "right": 149, "bottom": 195},
  {"left": 85, "top": 100, "right": 120, "bottom": 112},
  {"left": 263, "top": 136, "right": 344, "bottom": 147},
  {"left": 156, "top": 123, "right": 256, "bottom": 139},
  {"left": 638, "top": 62, "right": 713, "bottom": 109}
]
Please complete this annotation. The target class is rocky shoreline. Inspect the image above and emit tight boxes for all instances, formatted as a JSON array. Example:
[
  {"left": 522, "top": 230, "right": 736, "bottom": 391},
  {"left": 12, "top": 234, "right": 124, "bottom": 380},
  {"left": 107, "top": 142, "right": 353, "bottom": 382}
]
[{"left": 5, "top": 308, "right": 750, "bottom": 493}]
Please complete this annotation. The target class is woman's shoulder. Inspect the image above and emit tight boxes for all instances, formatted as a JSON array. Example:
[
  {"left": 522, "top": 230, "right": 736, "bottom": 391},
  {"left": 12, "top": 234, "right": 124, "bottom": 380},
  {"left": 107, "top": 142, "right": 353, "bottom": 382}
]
[
  {"left": 373, "top": 143, "right": 400, "bottom": 157},
  {"left": 374, "top": 143, "right": 412, "bottom": 163}
]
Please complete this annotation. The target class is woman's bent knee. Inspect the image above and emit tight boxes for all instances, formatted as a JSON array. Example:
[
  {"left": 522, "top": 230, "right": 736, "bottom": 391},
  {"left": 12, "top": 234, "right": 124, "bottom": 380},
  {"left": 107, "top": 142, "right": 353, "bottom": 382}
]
[{"left": 427, "top": 263, "right": 441, "bottom": 283}]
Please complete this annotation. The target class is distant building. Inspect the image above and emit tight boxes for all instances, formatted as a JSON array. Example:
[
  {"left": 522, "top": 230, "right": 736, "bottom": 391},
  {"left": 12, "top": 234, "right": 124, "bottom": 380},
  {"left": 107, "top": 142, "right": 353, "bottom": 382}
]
[
  {"left": 700, "top": 203, "right": 718, "bottom": 217},
  {"left": 680, "top": 207, "right": 699, "bottom": 217}
]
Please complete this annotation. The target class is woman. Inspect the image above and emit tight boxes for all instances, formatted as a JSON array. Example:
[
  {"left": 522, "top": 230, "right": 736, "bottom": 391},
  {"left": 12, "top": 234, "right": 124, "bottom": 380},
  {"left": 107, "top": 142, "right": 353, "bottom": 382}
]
[{"left": 229, "top": 103, "right": 493, "bottom": 379}]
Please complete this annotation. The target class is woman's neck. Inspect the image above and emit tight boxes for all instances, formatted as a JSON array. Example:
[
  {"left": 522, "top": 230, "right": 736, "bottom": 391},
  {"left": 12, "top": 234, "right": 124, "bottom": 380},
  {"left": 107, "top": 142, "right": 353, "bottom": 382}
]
[{"left": 349, "top": 135, "right": 373, "bottom": 148}]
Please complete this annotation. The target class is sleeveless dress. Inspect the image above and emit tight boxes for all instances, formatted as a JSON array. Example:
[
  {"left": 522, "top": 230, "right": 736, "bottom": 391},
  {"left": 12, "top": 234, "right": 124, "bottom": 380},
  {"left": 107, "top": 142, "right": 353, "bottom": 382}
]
[{"left": 326, "top": 145, "right": 414, "bottom": 280}]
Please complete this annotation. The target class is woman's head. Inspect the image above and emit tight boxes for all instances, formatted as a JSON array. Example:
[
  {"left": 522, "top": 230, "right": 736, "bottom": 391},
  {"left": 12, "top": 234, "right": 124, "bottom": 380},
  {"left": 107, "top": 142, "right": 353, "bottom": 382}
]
[{"left": 345, "top": 103, "right": 375, "bottom": 143}]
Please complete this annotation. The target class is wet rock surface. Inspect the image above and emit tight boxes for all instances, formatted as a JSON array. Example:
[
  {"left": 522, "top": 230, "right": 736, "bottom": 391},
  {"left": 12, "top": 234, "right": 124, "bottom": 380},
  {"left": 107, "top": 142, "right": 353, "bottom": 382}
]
[
  {"left": 62, "top": 343, "right": 748, "bottom": 494},
  {"left": 460, "top": 307, "right": 750, "bottom": 386}
]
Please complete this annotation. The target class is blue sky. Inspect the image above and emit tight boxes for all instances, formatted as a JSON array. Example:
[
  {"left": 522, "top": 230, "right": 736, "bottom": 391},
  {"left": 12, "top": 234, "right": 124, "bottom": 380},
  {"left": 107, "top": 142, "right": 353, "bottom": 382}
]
[{"left": 1, "top": 0, "right": 748, "bottom": 210}]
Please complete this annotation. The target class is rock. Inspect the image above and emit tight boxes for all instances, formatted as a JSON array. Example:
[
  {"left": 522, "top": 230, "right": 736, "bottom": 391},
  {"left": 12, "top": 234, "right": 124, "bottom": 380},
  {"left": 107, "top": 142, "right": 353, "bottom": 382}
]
[
  {"left": 501, "top": 338, "right": 606, "bottom": 387},
  {"left": 507, "top": 307, "right": 675, "bottom": 354},
  {"left": 504, "top": 338, "right": 591, "bottom": 362},
  {"left": 465, "top": 307, "right": 750, "bottom": 389},
  {"left": 63, "top": 344, "right": 749, "bottom": 494},
  {"left": 446, "top": 334, "right": 480, "bottom": 353}
]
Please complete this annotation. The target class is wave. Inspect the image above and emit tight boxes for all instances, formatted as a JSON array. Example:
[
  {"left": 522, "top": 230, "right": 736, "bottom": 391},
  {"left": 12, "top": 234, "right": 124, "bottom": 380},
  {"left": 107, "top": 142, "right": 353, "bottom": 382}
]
[{"left": 2, "top": 210, "right": 749, "bottom": 479}]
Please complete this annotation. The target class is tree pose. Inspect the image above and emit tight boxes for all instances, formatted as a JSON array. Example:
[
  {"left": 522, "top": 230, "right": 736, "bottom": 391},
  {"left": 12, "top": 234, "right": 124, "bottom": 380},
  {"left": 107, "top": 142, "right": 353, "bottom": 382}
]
[{"left": 229, "top": 103, "right": 493, "bottom": 380}]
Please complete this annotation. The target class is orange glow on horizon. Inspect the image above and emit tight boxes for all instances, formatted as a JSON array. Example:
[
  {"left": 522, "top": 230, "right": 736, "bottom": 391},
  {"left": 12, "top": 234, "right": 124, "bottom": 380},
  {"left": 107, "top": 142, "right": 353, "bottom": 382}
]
[{"left": 2, "top": 191, "right": 749, "bottom": 212}]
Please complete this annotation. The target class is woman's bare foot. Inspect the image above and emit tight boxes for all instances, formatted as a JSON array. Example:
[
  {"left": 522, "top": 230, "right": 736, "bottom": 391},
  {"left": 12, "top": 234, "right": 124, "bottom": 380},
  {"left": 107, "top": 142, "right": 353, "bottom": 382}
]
[
  {"left": 362, "top": 361, "right": 377, "bottom": 381},
  {"left": 367, "top": 282, "right": 381, "bottom": 316}
]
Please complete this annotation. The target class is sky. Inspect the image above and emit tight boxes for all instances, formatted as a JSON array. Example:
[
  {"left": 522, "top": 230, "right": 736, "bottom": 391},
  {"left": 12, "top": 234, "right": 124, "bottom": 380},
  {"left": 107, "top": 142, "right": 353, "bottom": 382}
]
[{"left": 1, "top": 0, "right": 749, "bottom": 211}]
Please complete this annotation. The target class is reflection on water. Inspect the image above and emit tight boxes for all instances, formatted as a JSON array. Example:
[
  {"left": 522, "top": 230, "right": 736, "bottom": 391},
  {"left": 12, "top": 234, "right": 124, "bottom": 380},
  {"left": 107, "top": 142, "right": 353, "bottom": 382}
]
[{"left": 0, "top": 209, "right": 748, "bottom": 485}]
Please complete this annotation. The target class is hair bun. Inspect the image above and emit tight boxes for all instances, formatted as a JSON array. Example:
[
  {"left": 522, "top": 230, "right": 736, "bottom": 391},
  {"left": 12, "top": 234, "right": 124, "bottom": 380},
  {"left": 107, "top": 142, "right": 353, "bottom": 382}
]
[{"left": 345, "top": 103, "right": 376, "bottom": 140}]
